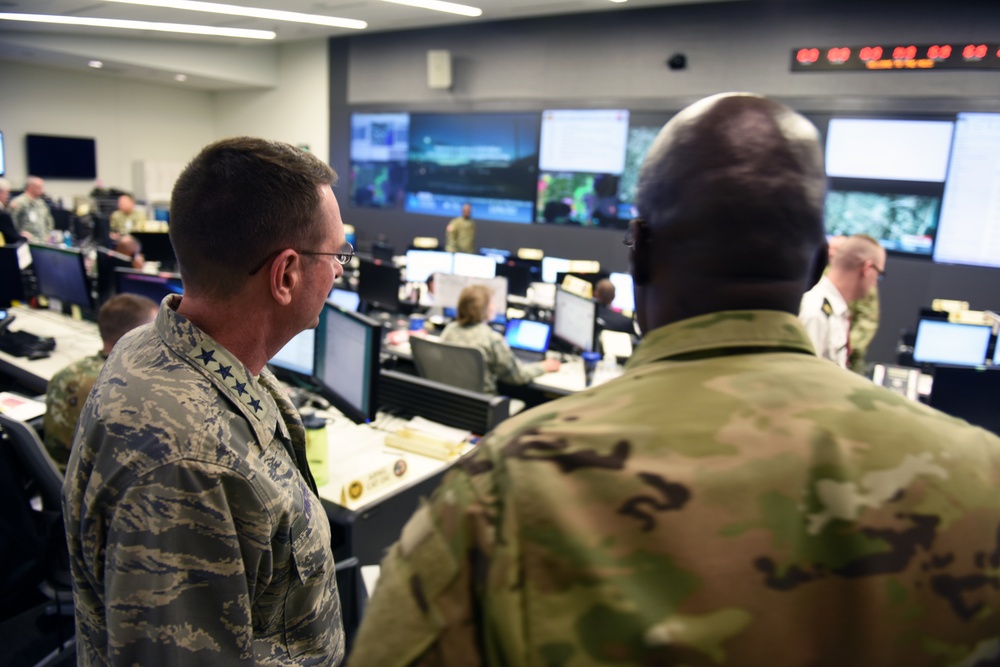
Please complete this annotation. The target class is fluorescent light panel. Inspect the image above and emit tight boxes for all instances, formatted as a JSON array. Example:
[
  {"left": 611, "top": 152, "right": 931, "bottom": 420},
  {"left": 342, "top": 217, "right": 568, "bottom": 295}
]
[
  {"left": 104, "top": 0, "right": 367, "bottom": 30},
  {"left": 0, "top": 12, "right": 275, "bottom": 39},
  {"left": 379, "top": 0, "right": 482, "bottom": 18}
]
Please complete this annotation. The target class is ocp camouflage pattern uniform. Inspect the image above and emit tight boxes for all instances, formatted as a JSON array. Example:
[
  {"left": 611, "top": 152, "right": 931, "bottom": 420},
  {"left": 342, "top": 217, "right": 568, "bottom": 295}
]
[
  {"left": 350, "top": 310, "right": 1000, "bottom": 667},
  {"left": 444, "top": 216, "right": 475, "bottom": 254},
  {"left": 43, "top": 352, "right": 105, "bottom": 471},
  {"left": 848, "top": 284, "right": 880, "bottom": 373},
  {"left": 440, "top": 321, "right": 545, "bottom": 394},
  {"left": 10, "top": 193, "right": 54, "bottom": 240},
  {"left": 63, "top": 295, "right": 344, "bottom": 666},
  {"left": 109, "top": 208, "right": 147, "bottom": 235}
]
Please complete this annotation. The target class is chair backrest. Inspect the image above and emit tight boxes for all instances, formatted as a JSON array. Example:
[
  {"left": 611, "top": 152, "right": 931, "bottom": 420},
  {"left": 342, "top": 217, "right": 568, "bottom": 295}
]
[
  {"left": 409, "top": 335, "right": 487, "bottom": 393},
  {"left": 0, "top": 414, "right": 63, "bottom": 512}
]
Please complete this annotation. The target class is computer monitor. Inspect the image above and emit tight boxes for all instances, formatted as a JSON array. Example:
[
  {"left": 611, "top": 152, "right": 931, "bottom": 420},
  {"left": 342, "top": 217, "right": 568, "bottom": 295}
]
[
  {"left": 95, "top": 248, "right": 133, "bottom": 306},
  {"left": 994, "top": 340, "right": 1000, "bottom": 366},
  {"left": 452, "top": 253, "right": 496, "bottom": 279},
  {"left": 0, "top": 245, "right": 24, "bottom": 308},
  {"left": 929, "top": 366, "right": 1000, "bottom": 436},
  {"left": 504, "top": 319, "right": 552, "bottom": 354},
  {"left": 358, "top": 259, "right": 401, "bottom": 312},
  {"left": 329, "top": 288, "right": 361, "bottom": 313},
  {"left": 609, "top": 272, "right": 635, "bottom": 313},
  {"left": 553, "top": 287, "right": 596, "bottom": 353},
  {"left": 479, "top": 247, "right": 510, "bottom": 263},
  {"left": 314, "top": 303, "right": 381, "bottom": 424},
  {"left": 405, "top": 250, "right": 453, "bottom": 283},
  {"left": 912, "top": 319, "right": 992, "bottom": 367},
  {"left": 29, "top": 244, "right": 94, "bottom": 310},
  {"left": 132, "top": 232, "right": 177, "bottom": 270},
  {"left": 115, "top": 268, "right": 184, "bottom": 303},
  {"left": 495, "top": 262, "right": 532, "bottom": 297},
  {"left": 434, "top": 274, "right": 508, "bottom": 324},
  {"left": 269, "top": 328, "right": 315, "bottom": 378},
  {"left": 541, "top": 256, "right": 572, "bottom": 284}
]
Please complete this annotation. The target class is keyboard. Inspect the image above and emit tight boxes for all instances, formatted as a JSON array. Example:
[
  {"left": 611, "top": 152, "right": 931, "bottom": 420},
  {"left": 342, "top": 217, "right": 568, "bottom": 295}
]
[{"left": 0, "top": 330, "right": 57, "bottom": 359}]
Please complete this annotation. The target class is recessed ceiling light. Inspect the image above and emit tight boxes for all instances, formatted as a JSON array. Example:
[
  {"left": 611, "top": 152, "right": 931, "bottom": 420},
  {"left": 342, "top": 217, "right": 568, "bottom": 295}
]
[
  {"left": 104, "top": 0, "right": 366, "bottom": 30},
  {"left": 88, "top": 60, "right": 103, "bottom": 68},
  {"left": 175, "top": 73, "right": 187, "bottom": 81},
  {"left": 378, "top": 0, "right": 482, "bottom": 18},
  {"left": 0, "top": 12, "right": 276, "bottom": 39},
  {"left": 608, "top": 0, "right": 628, "bottom": 3}
]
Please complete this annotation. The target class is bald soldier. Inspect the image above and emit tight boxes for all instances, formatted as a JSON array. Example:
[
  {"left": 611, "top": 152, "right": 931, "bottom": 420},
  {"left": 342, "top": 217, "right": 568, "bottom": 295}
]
[
  {"left": 64, "top": 138, "right": 352, "bottom": 665},
  {"left": 349, "top": 94, "right": 1000, "bottom": 666}
]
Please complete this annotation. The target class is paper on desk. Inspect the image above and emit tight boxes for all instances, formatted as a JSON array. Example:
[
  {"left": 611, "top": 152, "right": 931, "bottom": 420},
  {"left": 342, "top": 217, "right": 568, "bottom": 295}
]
[
  {"left": 407, "top": 416, "right": 471, "bottom": 443},
  {"left": 0, "top": 392, "right": 46, "bottom": 421}
]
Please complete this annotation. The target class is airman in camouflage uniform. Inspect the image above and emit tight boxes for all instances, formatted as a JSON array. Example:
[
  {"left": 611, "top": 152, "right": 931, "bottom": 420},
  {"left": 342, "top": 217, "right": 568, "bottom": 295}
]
[
  {"left": 439, "top": 284, "right": 559, "bottom": 394},
  {"left": 444, "top": 204, "right": 476, "bottom": 253},
  {"left": 10, "top": 176, "right": 54, "bottom": 241},
  {"left": 848, "top": 283, "right": 880, "bottom": 372},
  {"left": 109, "top": 194, "right": 148, "bottom": 235},
  {"left": 63, "top": 137, "right": 348, "bottom": 665},
  {"left": 349, "top": 94, "right": 1000, "bottom": 666},
  {"left": 43, "top": 352, "right": 105, "bottom": 470}
]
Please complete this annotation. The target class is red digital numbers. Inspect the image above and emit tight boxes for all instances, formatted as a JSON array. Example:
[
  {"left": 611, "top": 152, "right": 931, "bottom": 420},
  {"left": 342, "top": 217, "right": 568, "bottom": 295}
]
[
  {"left": 827, "top": 47, "right": 851, "bottom": 63},
  {"left": 859, "top": 46, "right": 884, "bottom": 61},
  {"left": 927, "top": 44, "right": 952, "bottom": 59},
  {"left": 963, "top": 44, "right": 988, "bottom": 59},
  {"left": 892, "top": 45, "right": 918, "bottom": 60},
  {"left": 796, "top": 48, "right": 820, "bottom": 64}
]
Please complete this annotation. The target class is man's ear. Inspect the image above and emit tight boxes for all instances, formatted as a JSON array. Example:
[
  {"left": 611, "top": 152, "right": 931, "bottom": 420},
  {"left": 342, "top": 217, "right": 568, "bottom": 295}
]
[
  {"left": 806, "top": 240, "right": 829, "bottom": 291},
  {"left": 269, "top": 249, "right": 299, "bottom": 306},
  {"left": 630, "top": 218, "right": 652, "bottom": 286}
]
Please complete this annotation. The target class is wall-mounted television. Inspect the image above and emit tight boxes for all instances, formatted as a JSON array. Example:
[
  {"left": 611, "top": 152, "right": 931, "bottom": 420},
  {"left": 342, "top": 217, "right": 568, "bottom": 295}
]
[
  {"left": 813, "top": 117, "right": 955, "bottom": 258},
  {"left": 26, "top": 134, "right": 97, "bottom": 179},
  {"left": 350, "top": 113, "right": 409, "bottom": 209},
  {"left": 404, "top": 112, "right": 540, "bottom": 224}
]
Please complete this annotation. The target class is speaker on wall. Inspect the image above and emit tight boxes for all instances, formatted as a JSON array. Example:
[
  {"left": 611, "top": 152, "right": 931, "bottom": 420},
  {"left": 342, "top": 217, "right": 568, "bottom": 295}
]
[{"left": 427, "top": 50, "right": 452, "bottom": 90}]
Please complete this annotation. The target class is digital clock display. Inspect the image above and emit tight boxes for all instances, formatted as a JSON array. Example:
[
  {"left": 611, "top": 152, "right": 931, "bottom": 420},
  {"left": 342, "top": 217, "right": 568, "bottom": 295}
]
[{"left": 791, "top": 43, "right": 1000, "bottom": 72}]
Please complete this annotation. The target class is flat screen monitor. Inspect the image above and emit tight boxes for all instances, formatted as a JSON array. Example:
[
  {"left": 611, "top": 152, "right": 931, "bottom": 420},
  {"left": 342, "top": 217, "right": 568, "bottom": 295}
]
[
  {"left": 115, "top": 268, "right": 183, "bottom": 304},
  {"left": 452, "top": 252, "right": 496, "bottom": 279},
  {"left": 825, "top": 119, "right": 954, "bottom": 183},
  {"left": 505, "top": 319, "right": 552, "bottom": 353},
  {"left": 495, "top": 261, "right": 532, "bottom": 297},
  {"left": 0, "top": 130, "right": 5, "bottom": 176},
  {"left": 358, "top": 259, "right": 401, "bottom": 312},
  {"left": 26, "top": 134, "right": 97, "bottom": 179},
  {"left": 541, "top": 256, "right": 571, "bottom": 284},
  {"left": 404, "top": 112, "right": 540, "bottom": 224},
  {"left": 95, "top": 248, "right": 133, "bottom": 305},
  {"left": 614, "top": 112, "right": 673, "bottom": 220},
  {"left": 608, "top": 271, "right": 635, "bottom": 313},
  {"left": 912, "top": 319, "right": 992, "bottom": 367},
  {"left": 934, "top": 113, "right": 1000, "bottom": 268},
  {"left": 405, "top": 250, "right": 453, "bottom": 283},
  {"left": 29, "top": 244, "right": 93, "bottom": 310},
  {"left": 995, "top": 340, "right": 1000, "bottom": 366},
  {"left": 479, "top": 247, "right": 510, "bottom": 263},
  {"left": 929, "top": 366, "right": 1000, "bottom": 436},
  {"left": 434, "top": 273, "right": 508, "bottom": 324},
  {"left": 132, "top": 232, "right": 177, "bottom": 270},
  {"left": 0, "top": 245, "right": 24, "bottom": 308},
  {"left": 824, "top": 190, "right": 941, "bottom": 256},
  {"left": 314, "top": 303, "right": 381, "bottom": 424},
  {"left": 329, "top": 288, "right": 361, "bottom": 313},
  {"left": 553, "top": 287, "right": 596, "bottom": 353},
  {"left": 349, "top": 112, "right": 409, "bottom": 209},
  {"left": 270, "top": 328, "right": 315, "bottom": 377}
]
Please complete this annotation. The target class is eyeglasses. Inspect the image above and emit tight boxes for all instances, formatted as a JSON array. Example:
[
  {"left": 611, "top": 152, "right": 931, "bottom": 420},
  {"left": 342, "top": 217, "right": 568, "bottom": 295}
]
[
  {"left": 871, "top": 262, "right": 886, "bottom": 282},
  {"left": 248, "top": 242, "right": 354, "bottom": 275}
]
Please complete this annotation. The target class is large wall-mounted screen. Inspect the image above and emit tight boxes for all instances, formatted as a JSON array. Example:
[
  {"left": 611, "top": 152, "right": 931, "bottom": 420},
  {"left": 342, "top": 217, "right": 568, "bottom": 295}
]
[
  {"left": 404, "top": 112, "right": 540, "bottom": 223},
  {"left": 350, "top": 112, "right": 409, "bottom": 209},
  {"left": 818, "top": 117, "right": 954, "bottom": 257}
]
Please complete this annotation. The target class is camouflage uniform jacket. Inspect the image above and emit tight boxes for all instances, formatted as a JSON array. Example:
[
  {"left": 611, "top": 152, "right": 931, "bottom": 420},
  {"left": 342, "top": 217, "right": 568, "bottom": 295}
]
[
  {"left": 62, "top": 295, "right": 344, "bottom": 666},
  {"left": 10, "top": 193, "right": 54, "bottom": 240},
  {"left": 109, "top": 209, "right": 147, "bottom": 235},
  {"left": 350, "top": 310, "right": 1000, "bottom": 667},
  {"left": 848, "top": 284, "right": 880, "bottom": 373},
  {"left": 439, "top": 321, "right": 544, "bottom": 394},
  {"left": 43, "top": 351, "right": 106, "bottom": 471},
  {"left": 444, "top": 216, "right": 475, "bottom": 254}
]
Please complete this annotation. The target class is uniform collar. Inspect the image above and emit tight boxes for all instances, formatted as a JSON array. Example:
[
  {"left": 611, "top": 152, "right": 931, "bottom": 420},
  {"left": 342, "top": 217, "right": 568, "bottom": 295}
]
[
  {"left": 815, "top": 276, "right": 850, "bottom": 317},
  {"left": 155, "top": 295, "right": 285, "bottom": 447},
  {"left": 627, "top": 310, "right": 816, "bottom": 370}
]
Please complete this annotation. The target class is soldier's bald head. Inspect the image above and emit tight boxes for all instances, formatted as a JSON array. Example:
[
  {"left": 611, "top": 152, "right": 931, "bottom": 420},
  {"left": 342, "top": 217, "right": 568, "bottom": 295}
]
[{"left": 630, "top": 94, "right": 828, "bottom": 327}]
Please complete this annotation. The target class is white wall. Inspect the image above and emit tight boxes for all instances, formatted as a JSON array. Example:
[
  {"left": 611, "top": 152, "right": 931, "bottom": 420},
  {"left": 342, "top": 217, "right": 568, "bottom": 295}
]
[
  {"left": 213, "top": 39, "right": 329, "bottom": 163},
  {"left": 0, "top": 61, "right": 216, "bottom": 202},
  {"left": 0, "top": 38, "right": 329, "bottom": 203}
]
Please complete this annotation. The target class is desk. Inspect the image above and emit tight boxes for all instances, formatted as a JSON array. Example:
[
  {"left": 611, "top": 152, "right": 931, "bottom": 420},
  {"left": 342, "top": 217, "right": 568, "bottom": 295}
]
[
  {"left": 530, "top": 356, "right": 624, "bottom": 394},
  {"left": 0, "top": 306, "right": 103, "bottom": 394}
]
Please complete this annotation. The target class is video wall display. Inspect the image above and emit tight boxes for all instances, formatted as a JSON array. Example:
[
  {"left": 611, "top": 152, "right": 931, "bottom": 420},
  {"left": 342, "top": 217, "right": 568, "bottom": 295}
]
[{"left": 348, "top": 108, "right": 1000, "bottom": 270}]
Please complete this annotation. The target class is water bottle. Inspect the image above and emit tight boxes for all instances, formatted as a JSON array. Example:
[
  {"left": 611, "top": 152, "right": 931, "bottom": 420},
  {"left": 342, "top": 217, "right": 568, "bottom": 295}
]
[{"left": 303, "top": 414, "right": 329, "bottom": 487}]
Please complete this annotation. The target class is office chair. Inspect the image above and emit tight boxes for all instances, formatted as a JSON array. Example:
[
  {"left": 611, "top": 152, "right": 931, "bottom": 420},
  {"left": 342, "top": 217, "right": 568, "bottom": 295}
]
[
  {"left": 0, "top": 414, "right": 75, "bottom": 664},
  {"left": 409, "top": 335, "right": 487, "bottom": 393},
  {"left": 334, "top": 557, "right": 367, "bottom": 657}
]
